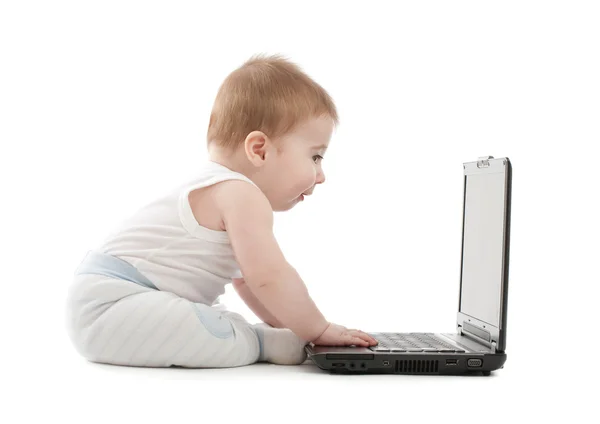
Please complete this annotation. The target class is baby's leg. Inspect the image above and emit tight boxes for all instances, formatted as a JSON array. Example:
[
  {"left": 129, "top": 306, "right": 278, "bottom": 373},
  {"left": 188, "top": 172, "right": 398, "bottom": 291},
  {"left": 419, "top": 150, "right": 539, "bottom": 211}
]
[{"left": 66, "top": 274, "right": 261, "bottom": 368}]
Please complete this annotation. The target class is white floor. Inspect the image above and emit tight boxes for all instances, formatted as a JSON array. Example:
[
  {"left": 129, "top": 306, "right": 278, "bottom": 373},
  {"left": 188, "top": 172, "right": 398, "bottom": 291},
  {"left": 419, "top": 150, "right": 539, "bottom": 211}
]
[{"left": 7, "top": 333, "right": 584, "bottom": 424}]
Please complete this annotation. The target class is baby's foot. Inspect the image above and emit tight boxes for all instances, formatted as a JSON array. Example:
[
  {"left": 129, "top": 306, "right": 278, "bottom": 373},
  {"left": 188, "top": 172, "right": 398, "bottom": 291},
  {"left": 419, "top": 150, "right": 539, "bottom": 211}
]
[{"left": 253, "top": 323, "right": 308, "bottom": 365}]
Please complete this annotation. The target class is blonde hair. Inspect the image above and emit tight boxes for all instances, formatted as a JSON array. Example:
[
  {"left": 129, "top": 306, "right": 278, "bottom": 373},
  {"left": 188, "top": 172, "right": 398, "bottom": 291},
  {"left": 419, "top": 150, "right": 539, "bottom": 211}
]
[{"left": 207, "top": 53, "right": 339, "bottom": 152}]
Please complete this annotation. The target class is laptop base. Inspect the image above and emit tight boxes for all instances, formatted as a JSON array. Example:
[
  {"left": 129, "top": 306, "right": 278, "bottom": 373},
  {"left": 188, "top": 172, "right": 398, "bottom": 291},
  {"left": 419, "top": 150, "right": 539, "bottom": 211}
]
[{"left": 304, "top": 332, "right": 506, "bottom": 376}]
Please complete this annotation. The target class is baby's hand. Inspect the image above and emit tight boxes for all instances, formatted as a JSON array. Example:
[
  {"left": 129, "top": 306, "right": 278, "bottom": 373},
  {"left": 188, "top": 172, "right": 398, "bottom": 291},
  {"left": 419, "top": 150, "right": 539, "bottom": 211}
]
[{"left": 311, "top": 322, "right": 378, "bottom": 347}]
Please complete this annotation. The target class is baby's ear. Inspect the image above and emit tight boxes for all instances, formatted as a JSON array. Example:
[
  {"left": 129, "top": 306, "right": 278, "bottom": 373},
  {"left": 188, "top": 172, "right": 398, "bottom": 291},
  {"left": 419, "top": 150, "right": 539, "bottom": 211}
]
[{"left": 245, "top": 131, "right": 268, "bottom": 164}]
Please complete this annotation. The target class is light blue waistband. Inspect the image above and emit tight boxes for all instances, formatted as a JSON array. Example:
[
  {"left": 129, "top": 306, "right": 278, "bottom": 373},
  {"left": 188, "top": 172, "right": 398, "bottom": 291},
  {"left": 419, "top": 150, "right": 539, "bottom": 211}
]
[{"left": 74, "top": 250, "right": 158, "bottom": 290}]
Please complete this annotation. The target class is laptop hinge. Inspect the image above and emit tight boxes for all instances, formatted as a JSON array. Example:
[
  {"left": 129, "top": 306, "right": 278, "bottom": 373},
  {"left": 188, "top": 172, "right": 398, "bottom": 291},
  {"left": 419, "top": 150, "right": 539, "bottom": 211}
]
[
  {"left": 477, "top": 155, "right": 494, "bottom": 168},
  {"left": 459, "top": 322, "right": 497, "bottom": 352}
]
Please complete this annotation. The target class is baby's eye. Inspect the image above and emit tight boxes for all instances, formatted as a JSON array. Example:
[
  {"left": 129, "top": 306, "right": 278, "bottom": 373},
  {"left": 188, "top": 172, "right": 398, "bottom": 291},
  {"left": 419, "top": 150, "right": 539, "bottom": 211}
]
[{"left": 313, "top": 155, "right": 323, "bottom": 163}]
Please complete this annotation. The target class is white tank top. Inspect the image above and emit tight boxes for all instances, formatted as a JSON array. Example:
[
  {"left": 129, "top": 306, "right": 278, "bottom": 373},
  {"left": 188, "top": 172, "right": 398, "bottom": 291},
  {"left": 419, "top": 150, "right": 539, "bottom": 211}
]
[{"left": 97, "top": 160, "right": 258, "bottom": 306}]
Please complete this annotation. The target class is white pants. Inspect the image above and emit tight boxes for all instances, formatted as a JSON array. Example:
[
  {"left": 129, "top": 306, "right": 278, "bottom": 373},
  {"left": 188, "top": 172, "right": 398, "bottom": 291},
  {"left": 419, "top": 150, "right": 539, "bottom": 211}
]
[{"left": 65, "top": 273, "right": 263, "bottom": 368}]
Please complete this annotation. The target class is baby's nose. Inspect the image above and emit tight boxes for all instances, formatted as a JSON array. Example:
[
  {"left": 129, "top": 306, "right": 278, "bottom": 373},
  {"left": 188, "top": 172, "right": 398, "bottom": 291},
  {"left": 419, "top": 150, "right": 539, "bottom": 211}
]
[{"left": 316, "top": 172, "right": 326, "bottom": 185}]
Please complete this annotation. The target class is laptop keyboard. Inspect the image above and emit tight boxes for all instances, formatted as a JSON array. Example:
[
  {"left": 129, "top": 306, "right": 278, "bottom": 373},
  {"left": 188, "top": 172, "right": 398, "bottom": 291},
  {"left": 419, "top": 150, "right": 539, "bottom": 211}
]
[{"left": 367, "top": 332, "right": 466, "bottom": 353}]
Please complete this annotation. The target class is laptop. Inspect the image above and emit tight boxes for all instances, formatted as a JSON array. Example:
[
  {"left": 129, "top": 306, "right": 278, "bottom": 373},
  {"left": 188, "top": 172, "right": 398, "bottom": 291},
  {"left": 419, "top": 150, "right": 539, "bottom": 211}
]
[{"left": 305, "top": 156, "right": 512, "bottom": 376}]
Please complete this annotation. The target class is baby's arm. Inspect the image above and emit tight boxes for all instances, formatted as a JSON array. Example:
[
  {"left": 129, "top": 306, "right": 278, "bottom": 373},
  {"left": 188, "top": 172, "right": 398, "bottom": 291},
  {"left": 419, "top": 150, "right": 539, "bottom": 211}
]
[
  {"left": 212, "top": 180, "right": 329, "bottom": 343},
  {"left": 232, "top": 277, "right": 284, "bottom": 328}
]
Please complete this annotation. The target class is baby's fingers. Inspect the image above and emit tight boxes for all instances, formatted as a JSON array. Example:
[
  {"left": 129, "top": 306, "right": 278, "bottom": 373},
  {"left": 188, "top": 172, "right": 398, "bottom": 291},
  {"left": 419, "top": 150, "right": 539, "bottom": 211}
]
[
  {"left": 349, "top": 330, "right": 377, "bottom": 345},
  {"left": 350, "top": 336, "right": 369, "bottom": 346}
]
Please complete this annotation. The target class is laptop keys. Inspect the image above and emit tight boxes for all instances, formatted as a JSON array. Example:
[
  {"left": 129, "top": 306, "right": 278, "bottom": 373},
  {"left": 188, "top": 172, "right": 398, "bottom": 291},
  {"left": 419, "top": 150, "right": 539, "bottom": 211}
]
[{"left": 367, "top": 332, "right": 470, "bottom": 353}]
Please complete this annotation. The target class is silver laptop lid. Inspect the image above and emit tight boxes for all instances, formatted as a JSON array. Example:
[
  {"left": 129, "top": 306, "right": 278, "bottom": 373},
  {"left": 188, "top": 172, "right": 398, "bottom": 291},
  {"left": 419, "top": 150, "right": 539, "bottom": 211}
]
[{"left": 457, "top": 156, "right": 512, "bottom": 352}]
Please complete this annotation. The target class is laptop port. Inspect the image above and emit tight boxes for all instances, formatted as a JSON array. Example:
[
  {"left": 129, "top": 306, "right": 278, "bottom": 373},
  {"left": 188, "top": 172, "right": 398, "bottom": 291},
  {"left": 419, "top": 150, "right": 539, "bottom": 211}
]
[
  {"left": 446, "top": 359, "right": 458, "bottom": 366},
  {"left": 383, "top": 360, "right": 390, "bottom": 366},
  {"left": 332, "top": 363, "right": 345, "bottom": 368},
  {"left": 467, "top": 359, "right": 483, "bottom": 367}
]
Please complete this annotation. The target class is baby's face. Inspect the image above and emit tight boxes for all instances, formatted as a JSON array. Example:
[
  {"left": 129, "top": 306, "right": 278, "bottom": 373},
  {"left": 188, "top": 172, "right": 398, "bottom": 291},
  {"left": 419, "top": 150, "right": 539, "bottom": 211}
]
[{"left": 265, "top": 115, "right": 334, "bottom": 211}]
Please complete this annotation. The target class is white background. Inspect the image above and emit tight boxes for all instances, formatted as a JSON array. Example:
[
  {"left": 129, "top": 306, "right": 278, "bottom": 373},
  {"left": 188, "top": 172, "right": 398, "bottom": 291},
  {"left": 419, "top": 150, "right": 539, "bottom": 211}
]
[{"left": 1, "top": 0, "right": 598, "bottom": 422}]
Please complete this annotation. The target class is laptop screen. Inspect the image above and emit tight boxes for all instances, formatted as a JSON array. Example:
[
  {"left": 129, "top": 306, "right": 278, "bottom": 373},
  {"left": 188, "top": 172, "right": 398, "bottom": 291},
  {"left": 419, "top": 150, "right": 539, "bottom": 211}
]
[{"left": 460, "top": 166, "right": 507, "bottom": 328}]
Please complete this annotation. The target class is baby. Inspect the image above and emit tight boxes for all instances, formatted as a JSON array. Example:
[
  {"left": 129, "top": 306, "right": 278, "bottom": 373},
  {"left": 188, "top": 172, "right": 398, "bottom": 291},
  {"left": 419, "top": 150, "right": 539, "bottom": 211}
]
[{"left": 65, "top": 53, "right": 377, "bottom": 368}]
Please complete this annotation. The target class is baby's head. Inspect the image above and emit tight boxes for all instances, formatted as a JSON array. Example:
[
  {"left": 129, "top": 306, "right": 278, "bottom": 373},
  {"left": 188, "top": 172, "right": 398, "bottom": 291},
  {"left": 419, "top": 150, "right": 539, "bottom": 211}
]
[{"left": 207, "top": 53, "right": 339, "bottom": 211}]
